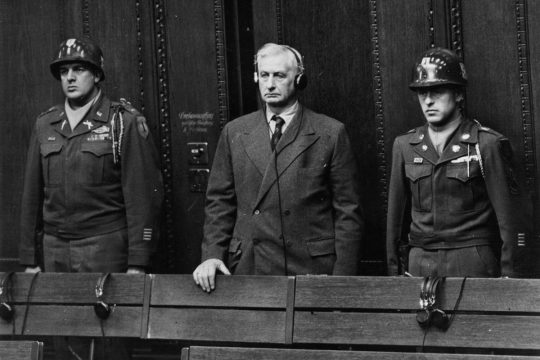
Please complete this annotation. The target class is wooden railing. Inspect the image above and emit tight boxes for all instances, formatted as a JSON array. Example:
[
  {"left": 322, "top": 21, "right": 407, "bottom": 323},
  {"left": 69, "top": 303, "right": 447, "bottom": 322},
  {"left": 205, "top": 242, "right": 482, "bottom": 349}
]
[{"left": 0, "top": 273, "right": 539, "bottom": 359}]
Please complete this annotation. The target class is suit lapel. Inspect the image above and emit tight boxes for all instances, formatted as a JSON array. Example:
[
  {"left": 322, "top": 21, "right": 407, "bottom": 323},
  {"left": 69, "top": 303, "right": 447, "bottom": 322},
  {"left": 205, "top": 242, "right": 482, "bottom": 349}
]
[
  {"left": 253, "top": 106, "right": 319, "bottom": 209},
  {"left": 242, "top": 110, "right": 272, "bottom": 176}
]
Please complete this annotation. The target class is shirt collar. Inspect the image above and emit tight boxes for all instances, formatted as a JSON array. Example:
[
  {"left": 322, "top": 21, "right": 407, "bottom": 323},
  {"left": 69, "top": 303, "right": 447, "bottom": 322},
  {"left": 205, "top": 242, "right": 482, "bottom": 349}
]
[
  {"left": 266, "top": 100, "right": 299, "bottom": 134},
  {"left": 64, "top": 89, "right": 102, "bottom": 129}
]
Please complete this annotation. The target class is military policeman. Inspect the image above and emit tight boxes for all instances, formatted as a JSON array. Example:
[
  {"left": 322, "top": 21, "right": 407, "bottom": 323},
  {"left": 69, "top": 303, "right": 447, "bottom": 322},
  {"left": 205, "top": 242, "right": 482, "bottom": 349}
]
[
  {"left": 19, "top": 38, "right": 162, "bottom": 358},
  {"left": 386, "top": 47, "right": 524, "bottom": 278}
]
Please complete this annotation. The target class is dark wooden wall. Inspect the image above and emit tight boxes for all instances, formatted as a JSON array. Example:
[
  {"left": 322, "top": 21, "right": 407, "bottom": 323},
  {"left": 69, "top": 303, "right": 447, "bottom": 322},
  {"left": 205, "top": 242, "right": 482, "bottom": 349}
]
[{"left": 0, "top": 0, "right": 539, "bottom": 277}]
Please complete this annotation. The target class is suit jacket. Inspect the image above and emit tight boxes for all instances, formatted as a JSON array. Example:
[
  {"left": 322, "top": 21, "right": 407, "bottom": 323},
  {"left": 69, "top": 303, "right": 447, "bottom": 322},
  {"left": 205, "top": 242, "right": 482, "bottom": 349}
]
[{"left": 202, "top": 105, "right": 363, "bottom": 275}]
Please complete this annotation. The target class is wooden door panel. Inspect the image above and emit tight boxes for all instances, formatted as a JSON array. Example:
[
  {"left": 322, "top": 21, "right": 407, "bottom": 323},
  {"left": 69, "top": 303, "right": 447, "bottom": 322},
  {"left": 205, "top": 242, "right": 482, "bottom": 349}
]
[
  {"left": 461, "top": 0, "right": 539, "bottom": 275},
  {"left": 0, "top": 1, "right": 63, "bottom": 270},
  {"left": 278, "top": 0, "right": 381, "bottom": 273},
  {"left": 164, "top": 0, "right": 226, "bottom": 273}
]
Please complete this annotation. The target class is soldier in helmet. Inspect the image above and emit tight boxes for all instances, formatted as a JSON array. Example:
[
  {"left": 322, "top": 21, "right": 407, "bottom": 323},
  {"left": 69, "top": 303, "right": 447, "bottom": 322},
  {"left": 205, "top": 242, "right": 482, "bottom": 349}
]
[
  {"left": 19, "top": 38, "right": 162, "bottom": 358},
  {"left": 386, "top": 47, "right": 525, "bottom": 278}
]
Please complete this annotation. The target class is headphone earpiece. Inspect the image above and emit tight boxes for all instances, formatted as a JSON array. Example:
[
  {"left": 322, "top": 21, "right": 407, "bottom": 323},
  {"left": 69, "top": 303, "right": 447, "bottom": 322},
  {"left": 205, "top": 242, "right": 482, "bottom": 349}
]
[
  {"left": 415, "top": 308, "right": 431, "bottom": 328},
  {"left": 430, "top": 308, "right": 449, "bottom": 329},
  {"left": 94, "top": 273, "right": 111, "bottom": 320},
  {"left": 0, "top": 272, "right": 15, "bottom": 322}
]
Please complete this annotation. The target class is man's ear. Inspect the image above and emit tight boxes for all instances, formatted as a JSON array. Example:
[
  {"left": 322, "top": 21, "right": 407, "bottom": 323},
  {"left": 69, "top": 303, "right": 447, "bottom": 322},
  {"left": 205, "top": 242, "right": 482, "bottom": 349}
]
[{"left": 93, "top": 70, "right": 102, "bottom": 83}]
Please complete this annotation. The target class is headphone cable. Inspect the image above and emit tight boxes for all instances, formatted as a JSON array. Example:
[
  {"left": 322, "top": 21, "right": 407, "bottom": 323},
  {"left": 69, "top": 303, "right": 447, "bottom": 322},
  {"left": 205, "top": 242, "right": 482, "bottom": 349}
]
[
  {"left": 446, "top": 276, "right": 467, "bottom": 329},
  {"left": 274, "top": 147, "right": 289, "bottom": 276},
  {"left": 20, "top": 272, "right": 39, "bottom": 335}
]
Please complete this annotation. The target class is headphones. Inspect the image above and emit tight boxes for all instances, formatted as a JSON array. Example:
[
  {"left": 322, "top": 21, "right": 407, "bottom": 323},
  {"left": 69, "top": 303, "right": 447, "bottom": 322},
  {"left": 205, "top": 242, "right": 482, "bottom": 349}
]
[
  {"left": 416, "top": 276, "right": 449, "bottom": 330},
  {"left": 94, "top": 273, "right": 112, "bottom": 320},
  {"left": 0, "top": 272, "right": 15, "bottom": 322},
  {"left": 253, "top": 44, "right": 308, "bottom": 90}
]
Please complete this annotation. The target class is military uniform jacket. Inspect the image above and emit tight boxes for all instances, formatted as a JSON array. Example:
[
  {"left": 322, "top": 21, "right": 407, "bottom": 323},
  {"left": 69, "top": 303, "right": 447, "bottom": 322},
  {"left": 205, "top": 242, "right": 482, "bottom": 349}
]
[
  {"left": 202, "top": 105, "right": 364, "bottom": 275},
  {"left": 19, "top": 95, "right": 163, "bottom": 267},
  {"left": 386, "top": 118, "right": 522, "bottom": 277}
]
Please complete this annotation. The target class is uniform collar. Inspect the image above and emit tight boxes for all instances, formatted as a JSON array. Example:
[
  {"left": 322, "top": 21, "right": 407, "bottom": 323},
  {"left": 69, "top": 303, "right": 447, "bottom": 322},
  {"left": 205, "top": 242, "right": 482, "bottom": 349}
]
[
  {"left": 409, "top": 117, "right": 478, "bottom": 165},
  {"left": 51, "top": 95, "right": 111, "bottom": 138},
  {"left": 456, "top": 118, "right": 478, "bottom": 144}
]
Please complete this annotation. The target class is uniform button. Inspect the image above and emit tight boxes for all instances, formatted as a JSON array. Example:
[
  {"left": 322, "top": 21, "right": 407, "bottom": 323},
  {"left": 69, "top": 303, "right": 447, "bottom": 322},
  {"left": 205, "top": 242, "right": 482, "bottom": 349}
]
[
  {"left": 254, "top": 209, "right": 260, "bottom": 215},
  {"left": 284, "top": 210, "right": 290, "bottom": 216},
  {"left": 286, "top": 241, "right": 292, "bottom": 247}
]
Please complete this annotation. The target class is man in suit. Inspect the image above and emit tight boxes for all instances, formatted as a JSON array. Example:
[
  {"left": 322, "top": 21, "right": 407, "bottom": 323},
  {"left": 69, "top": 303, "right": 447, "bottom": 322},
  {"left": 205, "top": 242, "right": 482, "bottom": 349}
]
[{"left": 193, "top": 43, "right": 363, "bottom": 292}]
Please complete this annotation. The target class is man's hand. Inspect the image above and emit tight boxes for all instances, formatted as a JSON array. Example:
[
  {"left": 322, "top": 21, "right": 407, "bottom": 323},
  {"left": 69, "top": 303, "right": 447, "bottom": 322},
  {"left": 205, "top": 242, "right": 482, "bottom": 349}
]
[
  {"left": 193, "top": 258, "right": 231, "bottom": 292},
  {"left": 25, "top": 266, "right": 41, "bottom": 273},
  {"left": 127, "top": 266, "right": 146, "bottom": 274}
]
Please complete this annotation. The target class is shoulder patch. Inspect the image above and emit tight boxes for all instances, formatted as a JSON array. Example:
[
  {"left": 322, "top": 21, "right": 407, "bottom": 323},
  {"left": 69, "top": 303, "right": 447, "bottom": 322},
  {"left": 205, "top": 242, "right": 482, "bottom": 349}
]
[
  {"left": 117, "top": 98, "right": 149, "bottom": 138},
  {"left": 38, "top": 106, "right": 57, "bottom": 118}
]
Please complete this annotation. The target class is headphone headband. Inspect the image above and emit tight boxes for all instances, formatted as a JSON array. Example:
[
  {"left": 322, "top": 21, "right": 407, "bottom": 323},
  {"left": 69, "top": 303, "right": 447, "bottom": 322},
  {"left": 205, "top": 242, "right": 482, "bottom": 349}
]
[
  {"left": 0, "top": 272, "right": 14, "bottom": 300},
  {"left": 95, "top": 273, "right": 110, "bottom": 300},
  {"left": 94, "top": 273, "right": 112, "bottom": 320},
  {"left": 417, "top": 276, "right": 449, "bottom": 330},
  {"left": 0, "top": 272, "right": 16, "bottom": 323}
]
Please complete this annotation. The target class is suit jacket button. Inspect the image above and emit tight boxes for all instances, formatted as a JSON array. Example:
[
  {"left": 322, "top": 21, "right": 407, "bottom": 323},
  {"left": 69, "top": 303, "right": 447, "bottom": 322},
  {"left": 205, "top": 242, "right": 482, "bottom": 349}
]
[
  {"left": 254, "top": 209, "right": 260, "bottom": 215},
  {"left": 284, "top": 210, "right": 290, "bottom": 216}
]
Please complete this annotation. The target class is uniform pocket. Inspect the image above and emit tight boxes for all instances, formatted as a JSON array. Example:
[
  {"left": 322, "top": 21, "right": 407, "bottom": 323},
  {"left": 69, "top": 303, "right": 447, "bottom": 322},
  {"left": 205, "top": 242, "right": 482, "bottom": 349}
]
[
  {"left": 40, "top": 143, "right": 63, "bottom": 186},
  {"left": 80, "top": 142, "right": 114, "bottom": 184},
  {"left": 446, "top": 162, "right": 482, "bottom": 212},
  {"left": 405, "top": 164, "right": 432, "bottom": 211}
]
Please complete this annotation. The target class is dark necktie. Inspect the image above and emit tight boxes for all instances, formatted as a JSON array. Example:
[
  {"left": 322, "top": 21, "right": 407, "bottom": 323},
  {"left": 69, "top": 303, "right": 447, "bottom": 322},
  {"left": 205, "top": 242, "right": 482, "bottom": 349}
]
[{"left": 271, "top": 115, "right": 285, "bottom": 152}]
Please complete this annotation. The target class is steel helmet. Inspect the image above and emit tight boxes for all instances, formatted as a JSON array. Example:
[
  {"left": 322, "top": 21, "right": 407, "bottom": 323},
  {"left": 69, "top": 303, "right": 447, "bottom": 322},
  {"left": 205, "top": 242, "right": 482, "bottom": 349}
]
[
  {"left": 50, "top": 38, "right": 105, "bottom": 81},
  {"left": 409, "top": 47, "right": 467, "bottom": 89}
]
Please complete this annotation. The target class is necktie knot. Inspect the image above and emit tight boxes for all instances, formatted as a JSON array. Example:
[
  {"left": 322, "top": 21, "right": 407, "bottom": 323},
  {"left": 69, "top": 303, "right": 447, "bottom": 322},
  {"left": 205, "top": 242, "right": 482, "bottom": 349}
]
[
  {"left": 270, "top": 115, "right": 285, "bottom": 152},
  {"left": 272, "top": 115, "right": 285, "bottom": 131}
]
